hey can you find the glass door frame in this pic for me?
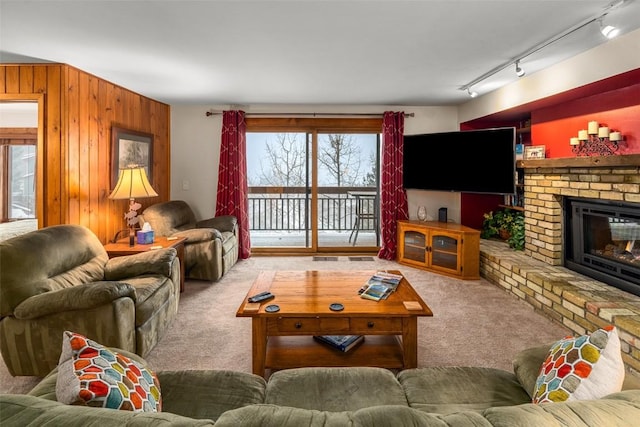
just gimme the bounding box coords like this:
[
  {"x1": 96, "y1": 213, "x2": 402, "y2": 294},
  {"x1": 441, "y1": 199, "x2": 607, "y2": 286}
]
[
  {"x1": 0, "y1": 94, "x2": 44, "y2": 229},
  {"x1": 246, "y1": 117, "x2": 382, "y2": 255}
]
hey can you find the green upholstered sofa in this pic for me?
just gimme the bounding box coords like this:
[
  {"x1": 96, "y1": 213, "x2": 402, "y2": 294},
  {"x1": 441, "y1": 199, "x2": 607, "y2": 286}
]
[
  {"x1": 1, "y1": 345, "x2": 639, "y2": 426},
  {"x1": 0, "y1": 224, "x2": 180, "y2": 377},
  {"x1": 141, "y1": 200, "x2": 238, "y2": 281}
]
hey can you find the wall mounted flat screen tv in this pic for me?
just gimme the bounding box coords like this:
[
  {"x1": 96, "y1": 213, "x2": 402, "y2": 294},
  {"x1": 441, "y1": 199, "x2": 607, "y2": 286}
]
[{"x1": 403, "y1": 127, "x2": 515, "y2": 194}]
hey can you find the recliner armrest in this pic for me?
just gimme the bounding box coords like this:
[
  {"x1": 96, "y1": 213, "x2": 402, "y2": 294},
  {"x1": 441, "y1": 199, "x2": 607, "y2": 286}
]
[
  {"x1": 13, "y1": 281, "x2": 136, "y2": 320},
  {"x1": 196, "y1": 215, "x2": 237, "y2": 233},
  {"x1": 173, "y1": 228, "x2": 222, "y2": 242},
  {"x1": 104, "y1": 248, "x2": 177, "y2": 280}
]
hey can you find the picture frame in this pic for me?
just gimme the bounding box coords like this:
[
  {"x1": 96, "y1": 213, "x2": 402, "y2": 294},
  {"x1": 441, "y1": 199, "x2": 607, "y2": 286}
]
[
  {"x1": 524, "y1": 145, "x2": 546, "y2": 160},
  {"x1": 111, "y1": 126, "x2": 154, "y2": 188}
]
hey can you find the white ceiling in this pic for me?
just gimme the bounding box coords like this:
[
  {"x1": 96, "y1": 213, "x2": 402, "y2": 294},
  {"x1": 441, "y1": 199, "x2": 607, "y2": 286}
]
[{"x1": 1, "y1": 0, "x2": 639, "y2": 107}]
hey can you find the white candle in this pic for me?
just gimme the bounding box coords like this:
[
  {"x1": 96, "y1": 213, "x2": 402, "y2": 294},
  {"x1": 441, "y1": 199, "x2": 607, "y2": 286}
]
[
  {"x1": 570, "y1": 137, "x2": 580, "y2": 145},
  {"x1": 598, "y1": 127, "x2": 610, "y2": 138},
  {"x1": 610, "y1": 131, "x2": 621, "y2": 141},
  {"x1": 588, "y1": 121, "x2": 599, "y2": 134},
  {"x1": 578, "y1": 130, "x2": 588, "y2": 140}
]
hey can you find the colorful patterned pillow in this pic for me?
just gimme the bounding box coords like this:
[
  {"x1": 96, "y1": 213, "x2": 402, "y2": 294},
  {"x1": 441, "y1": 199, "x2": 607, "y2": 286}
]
[
  {"x1": 56, "y1": 331, "x2": 161, "y2": 412},
  {"x1": 532, "y1": 325, "x2": 624, "y2": 404}
]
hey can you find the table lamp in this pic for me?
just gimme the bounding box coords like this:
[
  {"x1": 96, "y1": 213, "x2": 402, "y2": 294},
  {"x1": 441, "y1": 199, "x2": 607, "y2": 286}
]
[{"x1": 109, "y1": 165, "x2": 158, "y2": 246}]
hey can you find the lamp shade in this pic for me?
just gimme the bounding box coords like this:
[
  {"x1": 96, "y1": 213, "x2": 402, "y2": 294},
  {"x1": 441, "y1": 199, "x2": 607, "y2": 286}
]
[{"x1": 109, "y1": 166, "x2": 158, "y2": 200}]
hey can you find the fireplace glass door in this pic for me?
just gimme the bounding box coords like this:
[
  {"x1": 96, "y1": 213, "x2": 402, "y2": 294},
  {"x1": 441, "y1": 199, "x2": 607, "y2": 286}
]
[{"x1": 565, "y1": 198, "x2": 640, "y2": 296}]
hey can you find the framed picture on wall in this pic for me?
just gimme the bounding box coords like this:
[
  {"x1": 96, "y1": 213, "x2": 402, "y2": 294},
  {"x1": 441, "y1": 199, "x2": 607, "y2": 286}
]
[
  {"x1": 524, "y1": 145, "x2": 546, "y2": 159},
  {"x1": 111, "y1": 126, "x2": 154, "y2": 188}
]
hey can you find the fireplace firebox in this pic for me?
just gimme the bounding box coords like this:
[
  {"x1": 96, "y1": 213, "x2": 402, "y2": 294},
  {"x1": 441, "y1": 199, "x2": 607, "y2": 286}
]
[{"x1": 564, "y1": 197, "x2": 640, "y2": 296}]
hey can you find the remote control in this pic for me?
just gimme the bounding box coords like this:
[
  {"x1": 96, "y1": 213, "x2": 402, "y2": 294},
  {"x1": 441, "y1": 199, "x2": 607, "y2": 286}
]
[{"x1": 248, "y1": 292, "x2": 274, "y2": 303}]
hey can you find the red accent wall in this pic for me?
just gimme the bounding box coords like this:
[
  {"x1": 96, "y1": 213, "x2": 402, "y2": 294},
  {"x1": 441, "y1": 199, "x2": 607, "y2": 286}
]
[
  {"x1": 532, "y1": 84, "x2": 640, "y2": 158},
  {"x1": 460, "y1": 69, "x2": 640, "y2": 229}
]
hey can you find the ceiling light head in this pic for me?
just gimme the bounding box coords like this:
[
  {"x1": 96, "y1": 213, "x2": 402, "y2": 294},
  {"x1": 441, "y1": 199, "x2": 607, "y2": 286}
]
[
  {"x1": 601, "y1": 24, "x2": 620, "y2": 39},
  {"x1": 467, "y1": 88, "x2": 478, "y2": 98},
  {"x1": 515, "y1": 61, "x2": 525, "y2": 77}
]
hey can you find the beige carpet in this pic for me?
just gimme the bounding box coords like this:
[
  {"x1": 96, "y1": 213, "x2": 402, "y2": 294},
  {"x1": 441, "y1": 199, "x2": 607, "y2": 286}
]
[{"x1": 0, "y1": 255, "x2": 572, "y2": 394}]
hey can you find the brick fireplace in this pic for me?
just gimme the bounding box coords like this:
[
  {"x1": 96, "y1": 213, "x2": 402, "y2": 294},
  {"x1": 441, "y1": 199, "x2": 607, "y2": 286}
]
[
  {"x1": 520, "y1": 155, "x2": 640, "y2": 268},
  {"x1": 479, "y1": 154, "x2": 640, "y2": 375}
]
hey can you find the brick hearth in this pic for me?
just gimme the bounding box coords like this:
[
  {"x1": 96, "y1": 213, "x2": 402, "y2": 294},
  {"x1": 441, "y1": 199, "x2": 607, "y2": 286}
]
[{"x1": 480, "y1": 154, "x2": 640, "y2": 376}]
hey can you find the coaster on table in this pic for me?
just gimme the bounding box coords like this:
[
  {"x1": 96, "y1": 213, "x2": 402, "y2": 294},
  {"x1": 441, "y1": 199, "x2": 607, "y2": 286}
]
[
  {"x1": 403, "y1": 301, "x2": 422, "y2": 310},
  {"x1": 329, "y1": 303, "x2": 344, "y2": 311},
  {"x1": 265, "y1": 304, "x2": 280, "y2": 313},
  {"x1": 244, "y1": 302, "x2": 261, "y2": 313}
]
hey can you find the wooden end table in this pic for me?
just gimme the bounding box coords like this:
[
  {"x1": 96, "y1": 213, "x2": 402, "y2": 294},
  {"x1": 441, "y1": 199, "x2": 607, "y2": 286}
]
[
  {"x1": 236, "y1": 270, "x2": 433, "y2": 377},
  {"x1": 104, "y1": 236, "x2": 187, "y2": 292}
]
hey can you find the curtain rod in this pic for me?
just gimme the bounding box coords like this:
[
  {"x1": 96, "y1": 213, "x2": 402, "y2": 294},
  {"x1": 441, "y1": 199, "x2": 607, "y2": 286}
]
[{"x1": 205, "y1": 111, "x2": 414, "y2": 118}]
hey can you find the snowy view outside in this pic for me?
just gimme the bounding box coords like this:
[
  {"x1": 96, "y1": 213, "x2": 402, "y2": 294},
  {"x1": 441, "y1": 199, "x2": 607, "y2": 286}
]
[
  {"x1": 246, "y1": 132, "x2": 378, "y2": 186},
  {"x1": 246, "y1": 132, "x2": 380, "y2": 247},
  {"x1": 7, "y1": 145, "x2": 36, "y2": 219}
]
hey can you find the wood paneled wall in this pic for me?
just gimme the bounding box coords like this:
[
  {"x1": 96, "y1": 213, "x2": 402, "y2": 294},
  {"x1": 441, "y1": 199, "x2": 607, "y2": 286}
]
[{"x1": 0, "y1": 64, "x2": 170, "y2": 243}]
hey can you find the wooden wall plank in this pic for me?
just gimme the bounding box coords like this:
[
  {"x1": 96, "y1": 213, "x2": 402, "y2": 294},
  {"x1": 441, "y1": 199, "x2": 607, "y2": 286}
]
[
  {"x1": 19, "y1": 66, "x2": 34, "y2": 93},
  {"x1": 33, "y1": 66, "x2": 47, "y2": 94},
  {"x1": 66, "y1": 67, "x2": 80, "y2": 225},
  {"x1": 78, "y1": 71, "x2": 91, "y2": 228},
  {"x1": 46, "y1": 65, "x2": 63, "y2": 226},
  {"x1": 88, "y1": 75, "x2": 102, "y2": 238},
  {"x1": 4, "y1": 67, "x2": 20, "y2": 93},
  {"x1": 0, "y1": 67, "x2": 6, "y2": 93}
]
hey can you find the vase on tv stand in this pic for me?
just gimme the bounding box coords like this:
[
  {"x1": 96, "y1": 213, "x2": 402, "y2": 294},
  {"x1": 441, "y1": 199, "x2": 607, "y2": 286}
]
[{"x1": 417, "y1": 206, "x2": 427, "y2": 222}]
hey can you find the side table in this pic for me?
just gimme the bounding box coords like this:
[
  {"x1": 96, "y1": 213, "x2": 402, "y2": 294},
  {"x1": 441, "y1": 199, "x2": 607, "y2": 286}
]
[{"x1": 104, "y1": 236, "x2": 187, "y2": 292}]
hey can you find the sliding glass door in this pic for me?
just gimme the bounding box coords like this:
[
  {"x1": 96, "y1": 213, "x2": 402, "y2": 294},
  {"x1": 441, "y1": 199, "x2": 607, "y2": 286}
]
[
  {"x1": 246, "y1": 132, "x2": 312, "y2": 248},
  {"x1": 316, "y1": 133, "x2": 379, "y2": 248},
  {"x1": 245, "y1": 118, "x2": 381, "y2": 253}
]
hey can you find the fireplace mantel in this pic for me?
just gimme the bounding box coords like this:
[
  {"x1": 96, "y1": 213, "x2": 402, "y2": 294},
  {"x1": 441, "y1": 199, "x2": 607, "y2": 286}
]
[{"x1": 518, "y1": 154, "x2": 640, "y2": 169}]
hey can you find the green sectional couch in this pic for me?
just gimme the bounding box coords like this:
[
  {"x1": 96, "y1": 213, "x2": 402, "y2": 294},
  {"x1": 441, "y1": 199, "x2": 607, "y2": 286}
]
[{"x1": 1, "y1": 345, "x2": 639, "y2": 426}]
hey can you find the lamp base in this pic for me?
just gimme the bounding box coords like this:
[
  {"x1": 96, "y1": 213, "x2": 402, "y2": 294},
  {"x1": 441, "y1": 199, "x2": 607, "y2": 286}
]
[{"x1": 129, "y1": 227, "x2": 135, "y2": 247}]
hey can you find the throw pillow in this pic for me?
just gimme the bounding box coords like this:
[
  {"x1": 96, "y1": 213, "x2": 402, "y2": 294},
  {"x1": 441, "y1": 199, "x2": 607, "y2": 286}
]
[
  {"x1": 532, "y1": 325, "x2": 624, "y2": 404},
  {"x1": 56, "y1": 331, "x2": 161, "y2": 412}
]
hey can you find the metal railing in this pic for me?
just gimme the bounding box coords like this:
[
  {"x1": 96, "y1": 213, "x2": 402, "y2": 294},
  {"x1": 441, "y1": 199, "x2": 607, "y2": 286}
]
[{"x1": 248, "y1": 186, "x2": 377, "y2": 232}]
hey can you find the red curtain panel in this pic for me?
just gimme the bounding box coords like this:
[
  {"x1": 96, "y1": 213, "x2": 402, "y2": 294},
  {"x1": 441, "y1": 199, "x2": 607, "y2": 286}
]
[
  {"x1": 377, "y1": 111, "x2": 408, "y2": 260},
  {"x1": 216, "y1": 110, "x2": 251, "y2": 259}
]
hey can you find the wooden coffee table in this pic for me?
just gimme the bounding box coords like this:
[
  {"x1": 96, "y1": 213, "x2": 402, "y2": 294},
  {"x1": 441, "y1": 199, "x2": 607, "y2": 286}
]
[{"x1": 236, "y1": 270, "x2": 433, "y2": 377}]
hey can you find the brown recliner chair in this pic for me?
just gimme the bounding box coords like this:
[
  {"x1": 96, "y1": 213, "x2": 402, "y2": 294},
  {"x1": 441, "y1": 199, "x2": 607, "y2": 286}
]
[
  {"x1": 0, "y1": 224, "x2": 181, "y2": 376},
  {"x1": 141, "y1": 200, "x2": 239, "y2": 282}
]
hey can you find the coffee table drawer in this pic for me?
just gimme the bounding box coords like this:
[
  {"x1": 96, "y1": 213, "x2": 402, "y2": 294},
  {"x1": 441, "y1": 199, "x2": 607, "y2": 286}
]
[
  {"x1": 269, "y1": 317, "x2": 350, "y2": 333},
  {"x1": 351, "y1": 317, "x2": 402, "y2": 333}
]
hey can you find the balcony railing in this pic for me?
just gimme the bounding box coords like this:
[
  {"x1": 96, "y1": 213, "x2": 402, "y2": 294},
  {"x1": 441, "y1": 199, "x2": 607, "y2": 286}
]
[{"x1": 248, "y1": 186, "x2": 377, "y2": 233}]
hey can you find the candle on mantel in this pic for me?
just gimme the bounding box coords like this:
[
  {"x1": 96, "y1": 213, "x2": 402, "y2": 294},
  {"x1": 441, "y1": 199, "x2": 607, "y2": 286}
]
[
  {"x1": 610, "y1": 131, "x2": 622, "y2": 141},
  {"x1": 578, "y1": 130, "x2": 589, "y2": 140},
  {"x1": 598, "y1": 127, "x2": 610, "y2": 138},
  {"x1": 588, "y1": 121, "x2": 599, "y2": 134},
  {"x1": 570, "y1": 137, "x2": 580, "y2": 146}
]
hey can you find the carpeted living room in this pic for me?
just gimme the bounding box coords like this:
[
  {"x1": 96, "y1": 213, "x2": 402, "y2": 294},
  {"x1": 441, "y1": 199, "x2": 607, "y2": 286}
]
[
  {"x1": 0, "y1": 254, "x2": 574, "y2": 395},
  {"x1": 3, "y1": 253, "x2": 640, "y2": 421},
  {"x1": 2, "y1": 1, "x2": 640, "y2": 425}
]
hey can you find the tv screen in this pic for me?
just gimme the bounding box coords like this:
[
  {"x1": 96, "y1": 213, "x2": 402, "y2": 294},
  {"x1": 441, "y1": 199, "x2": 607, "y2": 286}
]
[{"x1": 403, "y1": 127, "x2": 515, "y2": 194}]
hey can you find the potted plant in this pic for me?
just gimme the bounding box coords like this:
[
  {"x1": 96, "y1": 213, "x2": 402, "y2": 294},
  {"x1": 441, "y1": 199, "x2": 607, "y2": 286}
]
[
  {"x1": 506, "y1": 213, "x2": 525, "y2": 251},
  {"x1": 481, "y1": 209, "x2": 525, "y2": 251}
]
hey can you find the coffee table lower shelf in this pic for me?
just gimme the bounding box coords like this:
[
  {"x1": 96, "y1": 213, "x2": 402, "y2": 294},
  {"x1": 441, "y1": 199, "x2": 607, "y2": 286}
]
[{"x1": 265, "y1": 335, "x2": 405, "y2": 370}]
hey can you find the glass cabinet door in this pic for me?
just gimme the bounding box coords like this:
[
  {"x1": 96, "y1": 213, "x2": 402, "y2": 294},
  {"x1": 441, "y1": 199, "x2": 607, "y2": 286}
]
[
  {"x1": 429, "y1": 233, "x2": 460, "y2": 272},
  {"x1": 403, "y1": 230, "x2": 426, "y2": 263}
]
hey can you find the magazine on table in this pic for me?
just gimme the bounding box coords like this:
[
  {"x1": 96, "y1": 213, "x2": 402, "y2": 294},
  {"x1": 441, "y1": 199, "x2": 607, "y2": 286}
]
[
  {"x1": 359, "y1": 271, "x2": 403, "y2": 301},
  {"x1": 313, "y1": 335, "x2": 365, "y2": 352}
]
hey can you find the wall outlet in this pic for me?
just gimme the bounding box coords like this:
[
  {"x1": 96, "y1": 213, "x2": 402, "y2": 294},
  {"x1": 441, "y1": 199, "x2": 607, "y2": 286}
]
[{"x1": 182, "y1": 179, "x2": 190, "y2": 190}]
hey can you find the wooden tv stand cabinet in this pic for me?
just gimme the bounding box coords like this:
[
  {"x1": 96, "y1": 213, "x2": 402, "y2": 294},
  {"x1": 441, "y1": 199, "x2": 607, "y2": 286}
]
[{"x1": 397, "y1": 220, "x2": 480, "y2": 280}]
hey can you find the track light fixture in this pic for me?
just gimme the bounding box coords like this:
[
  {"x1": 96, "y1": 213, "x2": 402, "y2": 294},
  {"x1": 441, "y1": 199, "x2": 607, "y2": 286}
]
[
  {"x1": 459, "y1": 0, "x2": 632, "y2": 96},
  {"x1": 467, "y1": 88, "x2": 478, "y2": 98},
  {"x1": 600, "y1": 18, "x2": 620, "y2": 38}
]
